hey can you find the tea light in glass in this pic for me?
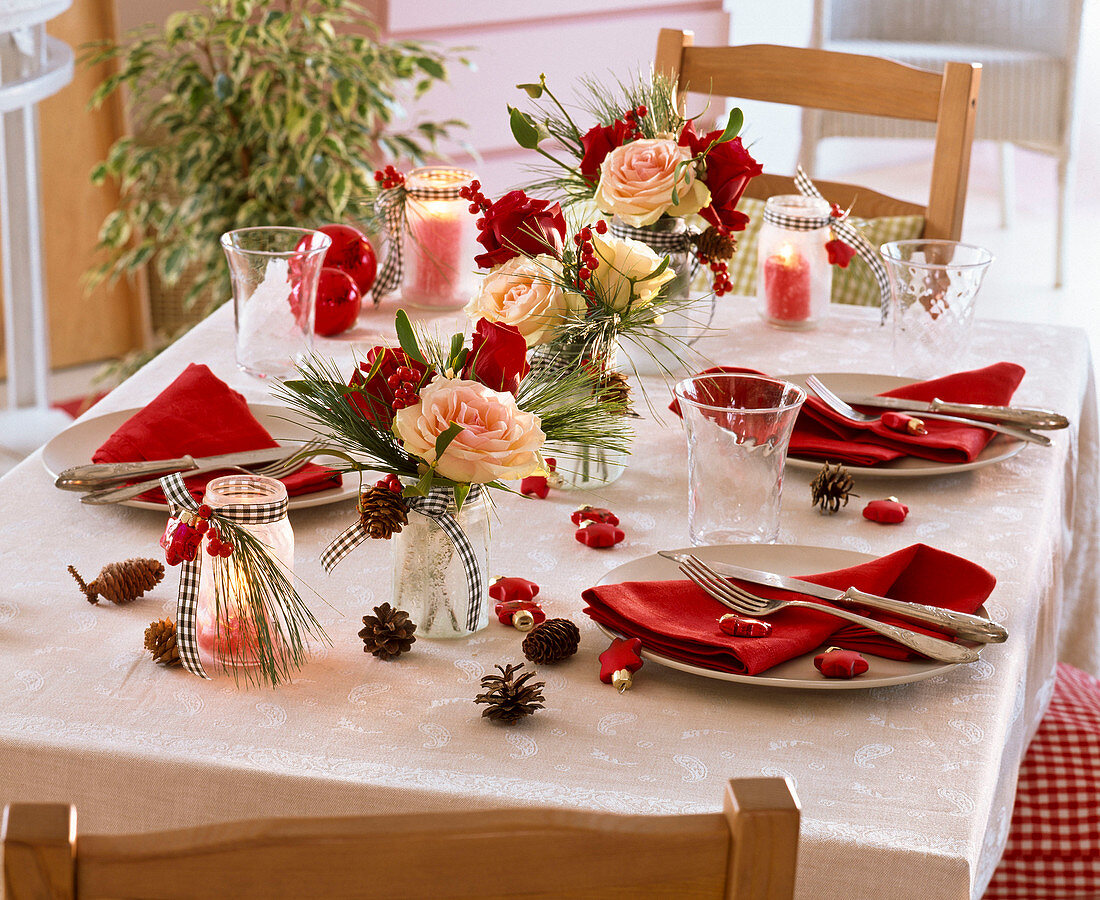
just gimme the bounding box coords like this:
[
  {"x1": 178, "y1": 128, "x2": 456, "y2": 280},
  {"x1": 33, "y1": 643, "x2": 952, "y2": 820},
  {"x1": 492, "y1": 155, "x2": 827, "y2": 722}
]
[{"x1": 757, "y1": 195, "x2": 832, "y2": 329}]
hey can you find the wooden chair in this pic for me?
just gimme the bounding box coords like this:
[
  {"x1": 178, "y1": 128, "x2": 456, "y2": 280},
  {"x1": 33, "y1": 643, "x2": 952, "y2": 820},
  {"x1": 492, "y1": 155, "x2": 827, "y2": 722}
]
[
  {"x1": 2, "y1": 777, "x2": 800, "y2": 899},
  {"x1": 655, "y1": 29, "x2": 981, "y2": 241}
]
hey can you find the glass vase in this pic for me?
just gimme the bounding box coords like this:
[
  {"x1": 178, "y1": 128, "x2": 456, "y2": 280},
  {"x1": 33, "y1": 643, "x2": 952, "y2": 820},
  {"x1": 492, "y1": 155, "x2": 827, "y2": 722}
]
[
  {"x1": 195, "y1": 475, "x2": 294, "y2": 670},
  {"x1": 392, "y1": 493, "x2": 490, "y2": 639}
]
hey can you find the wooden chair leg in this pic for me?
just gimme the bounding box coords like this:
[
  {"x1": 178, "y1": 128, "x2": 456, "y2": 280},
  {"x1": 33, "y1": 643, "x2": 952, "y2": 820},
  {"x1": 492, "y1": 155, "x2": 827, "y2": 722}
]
[
  {"x1": 2, "y1": 804, "x2": 76, "y2": 900},
  {"x1": 723, "y1": 778, "x2": 800, "y2": 900}
]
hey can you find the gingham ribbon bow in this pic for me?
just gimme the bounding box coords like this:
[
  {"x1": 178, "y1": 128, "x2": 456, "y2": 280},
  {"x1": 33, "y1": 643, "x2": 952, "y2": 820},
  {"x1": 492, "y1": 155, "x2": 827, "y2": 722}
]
[
  {"x1": 160, "y1": 472, "x2": 289, "y2": 679},
  {"x1": 370, "y1": 173, "x2": 473, "y2": 304},
  {"x1": 608, "y1": 219, "x2": 700, "y2": 281},
  {"x1": 320, "y1": 484, "x2": 486, "y2": 632},
  {"x1": 771, "y1": 167, "x2": 892, "y2": 322}
]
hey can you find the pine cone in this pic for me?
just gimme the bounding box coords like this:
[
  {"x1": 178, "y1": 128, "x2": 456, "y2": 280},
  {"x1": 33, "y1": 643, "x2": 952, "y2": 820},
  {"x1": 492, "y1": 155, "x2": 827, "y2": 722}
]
[
  {"x1": 69, "y1": 558, "x2": 165, "y2": 605},
  {"x1": 696, "y1": 225, "x2": 736, "y2": 261},
  {"x1": 474, "y1": 663, "x2": 545, "y2": 725},
  {"x1": 810, "y1": 462, "x2": 858, "y2": 514},
  {"x1": 358, "y1": 487, "x2": 409, "y2": 539},
  {"x1": 144, "y1": 618, "x2": 181, "y2": 667},
  {"x1": 601, "y1": 371, "x2": 633, "y2": 413},
  {"x1": 359, "y1": 602, "x2": 417, "y2": 660},
  {"x1": 522, "y1": 618, "x2": 581, "y2": 664}
]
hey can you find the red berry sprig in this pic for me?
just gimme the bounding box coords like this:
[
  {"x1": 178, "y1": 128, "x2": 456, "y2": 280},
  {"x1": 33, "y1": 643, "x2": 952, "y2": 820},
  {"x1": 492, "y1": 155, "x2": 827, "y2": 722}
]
[
  {"x1": 459, "y1": 180, "x2": 493, "y2": 217},
  {"x1": 204, "y1": 524, "x2": 235, "y2": 559},
  {"x1": 622, "y1": 104, "x2": 648, "y2": 140},
  {"x1": 696, "y1": 250, "x2": 734, "y2": 297},
  {"x1": 376, "y1": 473, "x2": 403, "y2": 493},
  {"x1": 572, "y1": 222, "x2": 608, "y2": 297},
  {"x1": 386, "y1": 364, "x2": 426, "y2": 411},
  {"x1": 373, "y1": 165, "x2": 405, "y2": 190}
]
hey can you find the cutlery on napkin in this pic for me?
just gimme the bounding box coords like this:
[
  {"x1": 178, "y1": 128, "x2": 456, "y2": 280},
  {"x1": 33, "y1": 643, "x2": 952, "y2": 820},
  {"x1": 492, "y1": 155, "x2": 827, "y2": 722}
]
[
  {"x1": 88, "y1": 363, "x2": 341, "y2": 503},
  {"x1": 582, "y1": 543, "x2": 997, "y2": 676}
]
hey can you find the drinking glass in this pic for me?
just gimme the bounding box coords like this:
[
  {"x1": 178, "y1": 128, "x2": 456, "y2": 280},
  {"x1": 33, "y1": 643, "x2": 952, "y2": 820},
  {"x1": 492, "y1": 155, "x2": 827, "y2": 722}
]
[
  {"x1": 881, "y1": 240, "x2": 994, "y2": 379},
  {"x1": 221, "y1": 227, "x2": 331, "y2": 378},
  {"x1": 673, "y1": 374, "x2": 806, "y2": 545}
]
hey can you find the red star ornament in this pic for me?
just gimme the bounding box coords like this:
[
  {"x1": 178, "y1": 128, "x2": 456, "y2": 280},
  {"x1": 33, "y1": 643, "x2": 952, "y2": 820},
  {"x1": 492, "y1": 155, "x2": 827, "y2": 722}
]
[
  {"x1": 575, "y1": 522, "x2": 625, "y2": 548},
  {"x1": 814, "y1": 647, "x2": 869, "y2": 678},
  {"x1": 863, "y1": 498, "x2": 909, "y2": 524},
  {"x1": 599, "y1": 637, "x2": 644, "y2": 692},
  {"x1": 489, "y1": 576, "x2": 540, "y2": 603},
  {"x1": 570, "y1": 505, "x2": 620, "y2": 526},
  {"x1": 494, "y1": 600, "x2": 545, "y2": 632}
]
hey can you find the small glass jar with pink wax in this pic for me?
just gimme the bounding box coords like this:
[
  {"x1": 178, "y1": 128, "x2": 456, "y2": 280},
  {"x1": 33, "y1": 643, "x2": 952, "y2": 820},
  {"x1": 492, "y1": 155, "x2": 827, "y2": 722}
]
[{"x1": 756, "y1": 195, "x2": 833, "y2": 330}]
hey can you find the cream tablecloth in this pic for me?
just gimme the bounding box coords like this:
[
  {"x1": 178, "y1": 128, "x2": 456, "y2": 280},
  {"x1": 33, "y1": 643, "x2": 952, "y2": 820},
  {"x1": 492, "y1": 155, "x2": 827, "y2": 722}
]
[{"x1": 1, "y1": 302, "x2": 1096, "y2": 900}]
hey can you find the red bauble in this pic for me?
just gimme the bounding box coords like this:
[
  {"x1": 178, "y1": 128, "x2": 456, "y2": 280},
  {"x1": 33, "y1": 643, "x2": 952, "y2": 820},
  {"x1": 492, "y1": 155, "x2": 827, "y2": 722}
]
[
  {"x1": 863, "y1": 498, "x2": 909, "y2": 524},
  {"x1": 598, "y1": 637, "x2": 644, "y2": 689},
  {"x1": 814, "y1": 647, "x2": 869, "y2": 678},
  {"x1": 314, "y1": 224, "x2": 377, "y2": 295},
  {"x1": 489, "y1": 576, "x2": 540, "y2": 604},
  {"x1": 313, "y1": 267, "x2": 362, "y2": 336}
]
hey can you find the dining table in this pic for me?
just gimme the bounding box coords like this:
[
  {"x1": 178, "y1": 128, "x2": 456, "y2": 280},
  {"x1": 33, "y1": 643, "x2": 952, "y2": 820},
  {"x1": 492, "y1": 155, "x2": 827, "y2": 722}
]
[{"x1": 0, "y1": 299, "x2": 1096, "y2": 900}]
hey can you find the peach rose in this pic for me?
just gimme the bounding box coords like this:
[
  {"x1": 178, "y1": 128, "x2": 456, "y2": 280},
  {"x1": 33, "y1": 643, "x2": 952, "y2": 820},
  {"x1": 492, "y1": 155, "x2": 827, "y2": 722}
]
[
  {"x1": 394, "y1": 376, "x2": 545, "y2": 484},
  {"x1": 590, "y1": 233, "x2": 676, "y2": 311},
  {"x1": 594, "y1": 138, "x2": 710, "y2": 227},
  {"x1": 465, "y1": 255, "x2": 582, "y2": 347}
]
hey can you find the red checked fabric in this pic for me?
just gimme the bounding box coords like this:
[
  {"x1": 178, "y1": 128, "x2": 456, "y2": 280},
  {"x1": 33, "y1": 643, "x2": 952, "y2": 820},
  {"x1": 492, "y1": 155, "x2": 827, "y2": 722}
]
[{"x1": 984, "y1": 664, "x2": 1100, "y2": 899}]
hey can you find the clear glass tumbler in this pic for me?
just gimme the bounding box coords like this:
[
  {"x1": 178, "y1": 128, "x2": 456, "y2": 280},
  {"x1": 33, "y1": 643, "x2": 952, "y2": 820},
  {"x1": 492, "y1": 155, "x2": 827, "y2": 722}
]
[
  {"x1": 673, "y1": 373, "x2": 806, "y2": 545},
  {"x1": 881, "y1": 240, "x2": 994, "y2": 379},
  {"x1": 221, "y1": 227, "x2": 331, "y2": 378}
]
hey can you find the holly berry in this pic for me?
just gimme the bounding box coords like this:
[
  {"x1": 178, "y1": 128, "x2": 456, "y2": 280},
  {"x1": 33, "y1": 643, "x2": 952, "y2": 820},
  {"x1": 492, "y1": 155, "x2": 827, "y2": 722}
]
[
  {"x1": 313, "y1": 224, "x2": 377, "y2": 296},
  {"x1": 373, "y1": 165, "x2": 405, "y2": 190},
  {"x1": 313, "y1": 267, "x2": 362, "y2": 336},
  {"x1": 376, "y1": 474, "x2": 403, "y2": 493}
]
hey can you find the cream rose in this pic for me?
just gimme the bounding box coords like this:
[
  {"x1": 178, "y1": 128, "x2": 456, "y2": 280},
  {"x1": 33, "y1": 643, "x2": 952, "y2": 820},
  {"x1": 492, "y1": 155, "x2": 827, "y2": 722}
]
[
  {"x1": 590, "y1": 233, "x2": 676, "y2": 311},
  {"x1": 465, "y1": 255, "x2": 582, "y2": 347},
  {"x1": 594, "y1": 138, "x2": 711, "y2": 227},
  {"x1": 394, "y1": 376, "x2": 545, "y2": 484}
]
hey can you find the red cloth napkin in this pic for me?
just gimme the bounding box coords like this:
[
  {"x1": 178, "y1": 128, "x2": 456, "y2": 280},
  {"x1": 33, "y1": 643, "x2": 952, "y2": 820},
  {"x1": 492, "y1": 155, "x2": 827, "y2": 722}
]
[
  {"x1": 582, "y1": 543, "x2": 996, "y2": 676},
  {"x1": 670, "y1": 363, "x2": 1026, "y2": 466},
  {"x1": 92, "y1": 363, "x2": 341, "y2": 502}
]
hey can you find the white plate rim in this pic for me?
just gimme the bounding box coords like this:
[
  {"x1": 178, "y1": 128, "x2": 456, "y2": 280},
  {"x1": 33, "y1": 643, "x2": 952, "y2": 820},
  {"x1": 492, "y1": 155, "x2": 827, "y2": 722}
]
[
  {"x1": 594, "y1": 542, "x2": 982, "y2": 690},
  {"x1": 781, "y1": 372, "x2": 1026, "y2": 478},
  {"x1": 41, "y1": 403, "x2": 357, "y2": 512}
]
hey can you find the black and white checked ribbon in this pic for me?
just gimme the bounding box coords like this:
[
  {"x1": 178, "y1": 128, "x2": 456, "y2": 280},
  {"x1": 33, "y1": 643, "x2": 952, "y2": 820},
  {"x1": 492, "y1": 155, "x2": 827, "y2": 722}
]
[
  {"x1": 370, "y1": 174, "x2": 473, "y2": 304},
  {"x1": 321, "y1": 484, "x2": 486, "y2": 633},
  {"x1": 608, "y1": 219, "x2": 700, "y2": 281},
  {"x1": 160, "y1": 472, "x2": 290, "y2": 679},
  {"x1": 770, "y1": 167, "x2": 892, "y2": 322}
]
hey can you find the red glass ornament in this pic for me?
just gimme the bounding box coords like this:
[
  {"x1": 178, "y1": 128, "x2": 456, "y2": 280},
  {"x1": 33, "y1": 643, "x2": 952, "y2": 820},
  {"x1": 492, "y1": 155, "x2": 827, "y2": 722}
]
[
  {"x1": 718, "y1": 614, "x2": 772, "y2": 638},
  {"x1": 313, "y1": 223, "x2": 377, "y2": 295},
  {"x1": 520, "y1": 474, "x2": 549, "y2": 499},
  {"x1": 313, "y1": 267, "x2": 362, "y2": 336},
  {"x1": 598, "y1": 637, "x2": 644, "y2": 692},
  {"x1": 881, "y1": 412, "x2": 927, "y2": 435},
  {"x1": 814, "y1": 647, "x2": 869, "y2": 678},
  {"x1": 489, "y1": 576, "x2": 540, "y2": 603},
  {"x1": 863, "y1": 498, "x2": 909, "y2": 524},
  {"x1": 494, "y1": 600, "x2": 546, "y2": 629},
  {"x1": 570, "y1": 505, "x2": 620, "y2": 526},
  {"x1": 160, "y1": 515, "x2": 205, "y2": 565},
  {"x1": 575, "y1": 522, "x2": 625, "y2": 548}
]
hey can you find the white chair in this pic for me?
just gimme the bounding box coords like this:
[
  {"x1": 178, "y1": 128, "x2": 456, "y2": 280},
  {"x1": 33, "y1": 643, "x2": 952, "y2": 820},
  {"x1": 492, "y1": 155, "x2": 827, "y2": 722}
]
[{"x1": 800, "y1": 0, "x2": 1086, "y2": 287}]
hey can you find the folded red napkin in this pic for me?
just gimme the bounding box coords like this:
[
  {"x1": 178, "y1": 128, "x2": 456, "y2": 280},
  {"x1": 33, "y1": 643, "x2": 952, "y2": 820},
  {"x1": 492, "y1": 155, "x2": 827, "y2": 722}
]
[
  {"x1": 670, "y1": 363, "x2": 1025, "y2": 466},
  {"x1": 582, "y1": 543, "x2": 996, "y2": 676},
  {"x1": 93, "y1": 363, "x2": 341, "y2": 502}
]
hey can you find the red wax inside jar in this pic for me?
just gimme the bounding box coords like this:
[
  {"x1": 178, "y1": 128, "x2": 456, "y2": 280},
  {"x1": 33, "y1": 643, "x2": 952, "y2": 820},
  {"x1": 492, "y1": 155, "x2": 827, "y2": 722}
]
[
  {"x1": 406, "y1": 205, "x2": 463, "y2": 305},
  {"x1": 764, "y1": 246, "x2": 812, "y2": 322}
]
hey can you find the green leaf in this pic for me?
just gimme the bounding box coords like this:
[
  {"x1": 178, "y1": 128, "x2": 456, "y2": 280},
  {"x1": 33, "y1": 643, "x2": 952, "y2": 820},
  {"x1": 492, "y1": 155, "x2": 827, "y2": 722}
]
[
  {"x1": 214, "y1": 73, "x2": 233, "y2": 102},
  {"x1": 416, "y1": 56, "x2": 445, "y2": 80},
  {"x1": 333, "y1": 79, "x2": 356, "y2": 117},
  {"x1": 508, "y1": 105, "x2": 542, "y2": 150},
  {"x1": 447, "y1": 332, "x2": 465, "y2": 369},
  {"x1": 716, "y1": 107, "x2": 744, "y2": 143},
  {"x1": 394, "y1": 309, "x2": 425, "y2": 364},
  {"x1": 637, "y1": 255, "x2": 670, "y2": 281},
  {"x1": 516, "y1": 75, "x2": 546, "y2": 99},
  {"x1": 408, "y1": 468, "x2": 434, "y2": 497},
  {"x1": 433, "y1": 421, "x2": 465, "y2": 461},
  {"x1": 453, "y1": 482, "x2": 471, "y2": 511}
]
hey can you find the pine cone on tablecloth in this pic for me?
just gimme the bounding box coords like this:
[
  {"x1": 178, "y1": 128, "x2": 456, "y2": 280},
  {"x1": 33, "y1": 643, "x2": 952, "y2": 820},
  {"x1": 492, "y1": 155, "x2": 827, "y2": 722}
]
[
  {"x1": 359, "y1": 603, "x2": 417, "y2": 660},
  {"x1": 474, "y1": 663, "x2": 545, "y2": 725},
  {"x1": 696, "y1": 225, "x2": 737, "y2": 261},
  {"x1": 810, "y1": 462, "x2": 858, "y2": 514},
  {"x1": 69, "y1": 558, "x2": 165, "y2": 605},
  {"x1": 522, "y1": 618, "x2": 581, "y2": 664},
  {"x1": 358, "y1": 486, "x2": 409, "y2": 540},
  {"x1": 144, "y1": 618, "x2": 181, "y2": 667}
]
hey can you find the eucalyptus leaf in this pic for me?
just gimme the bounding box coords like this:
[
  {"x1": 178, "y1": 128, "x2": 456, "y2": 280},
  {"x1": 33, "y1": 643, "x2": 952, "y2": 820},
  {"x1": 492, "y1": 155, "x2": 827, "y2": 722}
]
[
  {"x1": 716, "y1": 107, "x2": 744, "y2": 143},
  {"x1": 508, "y1": 105, "x2": 543, "y2": 150}
]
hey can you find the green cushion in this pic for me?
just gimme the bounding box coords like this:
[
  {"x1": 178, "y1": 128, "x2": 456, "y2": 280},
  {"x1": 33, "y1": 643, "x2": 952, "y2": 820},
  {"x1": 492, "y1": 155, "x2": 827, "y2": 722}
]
[{"x1": 723, "y1": 197, "x2": 924, "y2": 307}]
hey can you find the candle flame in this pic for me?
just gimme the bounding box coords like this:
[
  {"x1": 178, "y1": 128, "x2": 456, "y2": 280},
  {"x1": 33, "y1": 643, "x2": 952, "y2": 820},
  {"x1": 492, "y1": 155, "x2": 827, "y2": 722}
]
[{"x1": 777, "y1": 243, "x2": 796, "y2": 265}]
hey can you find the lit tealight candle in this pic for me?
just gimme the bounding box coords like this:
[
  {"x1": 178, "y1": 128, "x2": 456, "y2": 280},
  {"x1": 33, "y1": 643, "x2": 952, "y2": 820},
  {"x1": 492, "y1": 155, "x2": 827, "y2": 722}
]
[
  {"x1": 764, "y1": 242, "x2": 812, "y2": 323},
  {"x1": 402, "y1": 167, "x2": 476, "y2": 309}
]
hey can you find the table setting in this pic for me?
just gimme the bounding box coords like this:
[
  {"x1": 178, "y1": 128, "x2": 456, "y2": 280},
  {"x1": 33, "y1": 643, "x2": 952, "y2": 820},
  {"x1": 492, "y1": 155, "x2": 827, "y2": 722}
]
[{"x1": 2, "y1": 67, "x2": 1098, "y2": 900}]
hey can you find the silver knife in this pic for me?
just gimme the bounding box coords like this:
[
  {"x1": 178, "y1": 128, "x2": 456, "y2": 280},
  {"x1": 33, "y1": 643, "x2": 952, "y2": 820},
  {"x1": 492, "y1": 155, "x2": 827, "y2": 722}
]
[
  {"x1": 56, "y1": 447, "x2": 292, "y2": 491},
  {"x1": 657, "y1": 552, "x2": 1007, "y2": 643},
  {"x1": 841, "y1": 395, "x2": 1069, "y2": 430}
]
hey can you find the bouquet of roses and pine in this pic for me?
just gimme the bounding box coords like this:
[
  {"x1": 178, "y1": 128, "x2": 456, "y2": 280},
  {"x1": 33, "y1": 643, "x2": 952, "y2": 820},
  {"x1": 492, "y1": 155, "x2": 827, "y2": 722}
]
[{"x1": 507, "y1": 72, "x2": 763, "y2": 297}]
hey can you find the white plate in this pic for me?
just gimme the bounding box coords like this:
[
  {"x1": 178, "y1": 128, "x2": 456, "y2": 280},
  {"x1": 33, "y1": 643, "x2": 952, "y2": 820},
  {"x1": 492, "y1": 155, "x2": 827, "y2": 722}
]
[
  {"x1": 783, "y1": 372, "x2": 1026, "y2": 478},
  {"x1": 42, "y1": 403, "x2": 358, "y2": 512},
  {"x1": 595, "y1": 542, "x2": 984, "y2": 690}
]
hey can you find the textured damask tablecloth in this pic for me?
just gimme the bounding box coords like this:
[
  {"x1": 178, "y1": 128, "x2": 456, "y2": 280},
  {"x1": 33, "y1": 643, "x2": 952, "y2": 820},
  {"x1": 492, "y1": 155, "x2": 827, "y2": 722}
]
[{"x1": 0, "y1": 302, "x2": 1096, "y2": 900}]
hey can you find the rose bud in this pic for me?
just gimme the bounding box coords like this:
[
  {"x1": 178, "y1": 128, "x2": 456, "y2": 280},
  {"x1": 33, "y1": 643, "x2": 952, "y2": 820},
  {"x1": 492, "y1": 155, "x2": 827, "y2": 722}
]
[
  {"x1": 570, "y1": 505, "x2": 620, "y2": 526},
  {"x1": 863, "y1": 498, "x2": 909, "y2": 524},
  {"x1": 575, "y1": 522, "x2": 625, "y2": 548},
  {"x1": 814, "y1": 647, "x2": 869, "y2": 679}
]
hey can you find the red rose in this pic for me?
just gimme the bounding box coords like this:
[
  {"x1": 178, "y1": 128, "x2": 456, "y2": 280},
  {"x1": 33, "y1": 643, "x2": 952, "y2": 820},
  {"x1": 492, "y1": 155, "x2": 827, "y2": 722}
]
[
  {"x1": 346, "y1": 347, "x2": 426, "y2": 426},
  {"x1": 474, "y1": 190, "x2": 566, "y2": 269},
  {"x1": 579, "y1": 120, "x2": 630, "y2": 186},
  {"x1": 462, "y1": 319, "x2": 531, "y2": 395},
  {"x1": 680, "y1": 122, "x2": 763, "y2": 232}
]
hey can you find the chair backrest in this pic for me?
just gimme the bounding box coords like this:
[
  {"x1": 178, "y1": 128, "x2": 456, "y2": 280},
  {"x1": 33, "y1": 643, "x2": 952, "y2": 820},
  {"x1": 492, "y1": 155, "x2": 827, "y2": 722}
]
[
  {"x1": 655, "y1": 30, "x2": 981, "y2": 240},
  {"x1": 3, "y1": 777, "x2": 800, "y2": 900}
]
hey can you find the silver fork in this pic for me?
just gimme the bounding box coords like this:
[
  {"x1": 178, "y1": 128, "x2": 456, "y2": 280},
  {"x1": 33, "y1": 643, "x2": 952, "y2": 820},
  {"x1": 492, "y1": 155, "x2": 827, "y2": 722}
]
[
  {"x1": 805, "y1": 375, "x2": 1050, "y2": 447},
  {"x1": 80, "y1": 438, "x2": 326, "y2": 505},
  {"x1": 677, "y1": 554, "x2": 980, "y2": 664}
]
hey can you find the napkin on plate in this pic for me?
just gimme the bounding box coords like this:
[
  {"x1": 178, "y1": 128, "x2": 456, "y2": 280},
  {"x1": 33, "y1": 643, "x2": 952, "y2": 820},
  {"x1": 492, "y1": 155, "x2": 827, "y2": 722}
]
[
  {"x1": 92, "y1": 363, "x2": 342, "y2": 502},
  {"x1": 582, "y1": 543, "x2": 996, "y2": 676},
  {"x1": 670, "y1": 363, "x2": 1026, "y2": 466}
]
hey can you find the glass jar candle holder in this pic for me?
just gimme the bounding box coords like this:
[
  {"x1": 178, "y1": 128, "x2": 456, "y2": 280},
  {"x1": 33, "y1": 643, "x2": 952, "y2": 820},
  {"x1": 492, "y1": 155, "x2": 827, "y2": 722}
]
[
  {"x1": 195, "y1": 475, "x2": 294, "y2": 671},
  {"x1": 756, "y1": 195, "x2": 832, "y2": 329},
  {"x1": 401, "y1": 167, "x2": 480, "y2": 310}
]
